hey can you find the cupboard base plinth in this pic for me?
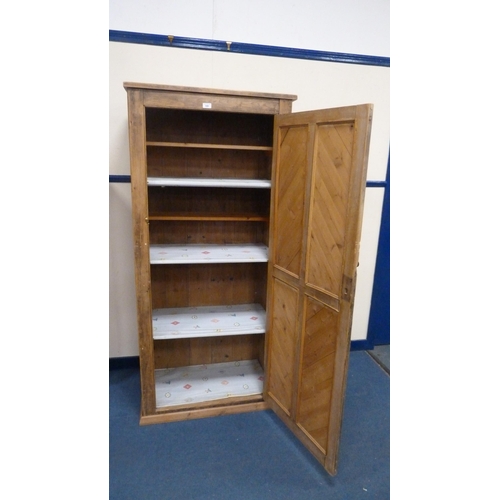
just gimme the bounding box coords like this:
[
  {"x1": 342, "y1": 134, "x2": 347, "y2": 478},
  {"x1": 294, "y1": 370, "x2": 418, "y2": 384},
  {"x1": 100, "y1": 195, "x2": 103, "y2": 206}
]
[{"x1": 139, "y1": 400, "x2": 269, "y2": 425}]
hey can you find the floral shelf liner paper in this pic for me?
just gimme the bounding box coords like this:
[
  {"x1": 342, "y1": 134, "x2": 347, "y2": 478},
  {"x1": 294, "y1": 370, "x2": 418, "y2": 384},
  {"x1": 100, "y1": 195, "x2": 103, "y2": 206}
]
[
  {"x1": 152, "y1": 303, "x2": 266, "y2": 339},
  {"x1": 155, "y1": 359, "x2": 264, "y2": 408}
]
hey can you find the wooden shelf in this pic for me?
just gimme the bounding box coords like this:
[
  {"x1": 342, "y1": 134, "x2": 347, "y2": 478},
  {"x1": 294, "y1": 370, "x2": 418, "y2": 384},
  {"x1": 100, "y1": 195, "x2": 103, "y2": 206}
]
[
  {"x1": 150, "y1": 244, "x2": 268, "y2": 264},
  {"x1": 146, "y1": 141, "x2": 273, "y2": 151},
  {"x1": 148, "y1": 213, "x2": 268, "y2": 221},
  {"x1": 152, "y1": 303, "x2": 266, "y2": 340},
  {"x1": 147, "y1": 177, "x2": 271, "y2": 188},
  {"x1": 155, "y1": 359, "x2": 264, "y2": 408}
]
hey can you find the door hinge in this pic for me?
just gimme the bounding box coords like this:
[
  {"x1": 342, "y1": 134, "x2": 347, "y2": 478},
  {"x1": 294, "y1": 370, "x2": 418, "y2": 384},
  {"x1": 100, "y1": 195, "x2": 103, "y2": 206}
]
[{"x1": 342, "y1": 275, "x2": 353, "y2": 302}]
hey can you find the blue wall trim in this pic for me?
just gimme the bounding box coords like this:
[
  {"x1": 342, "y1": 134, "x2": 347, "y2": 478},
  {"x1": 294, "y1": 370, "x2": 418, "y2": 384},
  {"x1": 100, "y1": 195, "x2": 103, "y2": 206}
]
[
  {"x1": 366, "y1": 154, "x2": 390, "y2": 345},
  {"x1": 109, "y1": 30, "x2": 390, "y2": 68},
  {"x1": 109, "y1": 174, "x2": 132, "y2": 183},
  {"x1": 366, "y1": 180, "x2": 386, "y2": 188},
  {"x1": 109, "y1": 175, "x2": 385, "y2": 186}
]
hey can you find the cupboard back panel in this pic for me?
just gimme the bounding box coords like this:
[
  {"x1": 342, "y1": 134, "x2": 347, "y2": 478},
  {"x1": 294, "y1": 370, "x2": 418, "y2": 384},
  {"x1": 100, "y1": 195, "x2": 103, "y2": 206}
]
[
  {"x1": 153, "y1": 334, "x2": 265, "y2": 369},
  {"x1": 150, "y1": 263, "x2": 268, "y2": 309},
  {"x1": 148, "y1": 187, "x2": 270, "y2": 218},
  {"x1": 147, "y1": 148, "x2": 272, "y2": 180},
  {"x1": 145, "y1": 108, "x2": 274, "y2": 146},
  {"x1": 148, "y1": 220, "x2": 268, "y2": 245}
]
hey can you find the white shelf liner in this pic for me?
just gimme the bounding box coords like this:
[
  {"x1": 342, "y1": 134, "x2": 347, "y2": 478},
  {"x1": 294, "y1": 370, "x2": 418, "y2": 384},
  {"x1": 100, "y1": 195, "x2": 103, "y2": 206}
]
[
  {"x1": 155, "y1": 359, "x2": 264, "y2": 408},
  {"x1": 147, "y1": 177, "x2": 271, "y2": 188},
  {"x1": 150, "y1": 244, "x2": 268, "y2": 264},
  {"x1": 152, "y1": 303, "x2": 266, "y2": 340}
]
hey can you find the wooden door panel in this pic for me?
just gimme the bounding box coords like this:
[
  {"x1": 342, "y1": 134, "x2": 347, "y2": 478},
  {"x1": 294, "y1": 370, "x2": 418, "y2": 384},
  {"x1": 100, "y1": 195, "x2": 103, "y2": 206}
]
[
  {"x1": 306, "y1": 122, "x2": 355, "y2": 298},
  {"x1": 273, "y1": 125, "x2": 308, "y2": 277},
  {"x1": 267, "y1": 277, "x2": 300, "y2": 416},
  {"x1": 267, "y1": 104, "x2": 373, "y2": 475},
  {"x1": 296, "y1": 296, "x2": 338, "y2": 454}
]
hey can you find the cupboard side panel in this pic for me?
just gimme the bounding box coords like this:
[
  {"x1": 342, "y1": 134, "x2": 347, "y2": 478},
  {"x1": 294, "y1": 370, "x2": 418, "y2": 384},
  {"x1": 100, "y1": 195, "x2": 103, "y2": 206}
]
[{"x1": 127, "y1": 89, "x2": 157, "y2": 416}]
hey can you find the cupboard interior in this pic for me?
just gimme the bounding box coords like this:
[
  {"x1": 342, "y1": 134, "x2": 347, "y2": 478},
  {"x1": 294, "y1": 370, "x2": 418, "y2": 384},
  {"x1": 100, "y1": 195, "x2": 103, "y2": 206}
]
[
  {"x1": 150, "y1": 262, "x2": 267, "y2": 409},
  {"x1": 145, "y1": 108, "x2": 274, "y2": 147},
  {"x1": 150, "y1": 263, "x2": 268, "y2": 311},
  {"x1": 145, "y1": 106, "x2": 275, "y2": 411},
  {"x1": 148, "y1": 186, "x2": 270, "y2": 221},
  {"x1": 149, "y1": 220, "x2": 268, "y2": 245},
  {"x1": 147, "y1": 147, "x2": 272, "y2": 180}
]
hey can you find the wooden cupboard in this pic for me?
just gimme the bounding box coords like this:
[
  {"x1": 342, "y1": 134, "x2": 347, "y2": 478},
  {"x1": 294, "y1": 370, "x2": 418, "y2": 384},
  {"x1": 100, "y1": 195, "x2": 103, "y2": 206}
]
[{"x1": 124, "y1": 82, "x2": 373, "y2": 475}]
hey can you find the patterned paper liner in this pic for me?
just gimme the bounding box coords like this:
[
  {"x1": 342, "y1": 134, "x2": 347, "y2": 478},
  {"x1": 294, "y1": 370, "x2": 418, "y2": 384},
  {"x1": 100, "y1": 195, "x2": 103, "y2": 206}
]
[
  {"x1": 155, "y1": 359, "x2": 264, "y2": 408},
  {"x1": 152, "y1": 303, "x2": 266, "y2": 339}
]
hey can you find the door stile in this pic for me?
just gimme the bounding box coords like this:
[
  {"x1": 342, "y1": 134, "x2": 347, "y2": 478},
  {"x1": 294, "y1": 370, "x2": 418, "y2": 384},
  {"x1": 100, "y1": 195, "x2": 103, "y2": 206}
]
[
  {"x1": 324, "y1": 271, "x2": 357, "y2": 474},
  {"x1": 323, "y1": 105, "x2": 373, "y2": 474},
  {"x1": 293, "y1": 122, "x2": 320, "y2": 424},
  {"x1": 339, "y1": 105, "x2": 373, "y2": 286},
  {"x1": 287, "y1": 288, "x2": 304, "y2": 423}
]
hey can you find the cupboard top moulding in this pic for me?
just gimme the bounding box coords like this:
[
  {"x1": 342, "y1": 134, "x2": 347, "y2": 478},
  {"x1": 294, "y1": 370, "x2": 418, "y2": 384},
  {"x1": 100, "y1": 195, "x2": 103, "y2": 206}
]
[{"x1": 123, "y1": 82, "x2": 297, "y2": 114}]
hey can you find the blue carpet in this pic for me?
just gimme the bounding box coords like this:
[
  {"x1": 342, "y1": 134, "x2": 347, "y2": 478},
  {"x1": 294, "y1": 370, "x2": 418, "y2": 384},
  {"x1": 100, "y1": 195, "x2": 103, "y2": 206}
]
[{"x1": 109, "y1": 351, "x2": 389, "y2": 499}]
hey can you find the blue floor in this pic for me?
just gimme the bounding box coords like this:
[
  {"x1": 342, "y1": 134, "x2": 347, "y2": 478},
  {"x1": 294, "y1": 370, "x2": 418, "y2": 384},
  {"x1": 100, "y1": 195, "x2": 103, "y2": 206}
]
[{"x1": 110, "y1": 351, "x2": 389, "y2": 499}]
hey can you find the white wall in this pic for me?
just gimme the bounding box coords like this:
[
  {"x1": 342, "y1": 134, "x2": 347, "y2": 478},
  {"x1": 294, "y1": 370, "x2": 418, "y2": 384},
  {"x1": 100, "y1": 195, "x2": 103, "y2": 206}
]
[
  {"x1": 109, "y1": 0, "x2": 390, "y2": 57},
  {"x1": 109, "y1": 1, "x2": 390, "y2": 357}
]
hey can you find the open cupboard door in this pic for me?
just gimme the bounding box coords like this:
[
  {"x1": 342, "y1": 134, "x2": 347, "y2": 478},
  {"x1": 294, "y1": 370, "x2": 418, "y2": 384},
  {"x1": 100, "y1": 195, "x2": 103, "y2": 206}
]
[{"x1": 265, "y1": 104, "x2": 373, "y2": 475}]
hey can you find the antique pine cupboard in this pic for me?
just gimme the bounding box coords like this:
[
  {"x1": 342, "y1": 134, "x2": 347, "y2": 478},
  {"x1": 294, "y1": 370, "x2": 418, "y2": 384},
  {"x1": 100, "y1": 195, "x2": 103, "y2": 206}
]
[{"x1": 124, "y1": 82, "x2": 373, "y2": 475}]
